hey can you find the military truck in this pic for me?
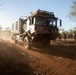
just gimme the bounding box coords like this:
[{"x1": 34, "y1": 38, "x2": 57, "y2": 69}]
[{"x1": 11, "y1": 9, "x2": 62, "y2": 49}]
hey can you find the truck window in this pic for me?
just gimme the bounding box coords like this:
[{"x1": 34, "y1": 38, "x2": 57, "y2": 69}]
[
  {"x1": 49, "y1": 19, "x2": 57, "y2": 27},
  {"x1": 35, "y1": 17, "x2": 45, "y2": 25},
  {"x1": 29, "y1": 17, "x2": 34, "y2": 25},
  {"x1": 32, "y1": 17, "x2": 34, "y2": 24}
]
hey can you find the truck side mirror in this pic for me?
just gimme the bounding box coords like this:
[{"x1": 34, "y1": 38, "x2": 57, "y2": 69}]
[{"x1": 60, "y1": 19, "x2": 62, "y2": 26}]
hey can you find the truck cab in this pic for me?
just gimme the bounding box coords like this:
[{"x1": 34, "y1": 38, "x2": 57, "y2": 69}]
[{"x1": 12, "y1": 9, "x2": 62, "y2": 49}]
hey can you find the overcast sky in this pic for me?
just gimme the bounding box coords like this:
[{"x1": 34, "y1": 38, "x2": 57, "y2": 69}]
[{"x1": 0, "y1": 0, "x2": 76, "y2": 30}]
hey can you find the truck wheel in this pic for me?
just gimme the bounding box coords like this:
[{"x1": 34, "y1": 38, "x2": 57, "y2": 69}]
[
  {"x1": 12, "y1": 35, "x2": 17, "y2": 43},
  {"x1": 24, "y1": 37, "x2": 31, "y2": 49}
]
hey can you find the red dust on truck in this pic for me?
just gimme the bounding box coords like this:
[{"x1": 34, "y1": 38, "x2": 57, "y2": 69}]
[{"x1": 11, "y1": 9, "x2": 62, "y2": 49}]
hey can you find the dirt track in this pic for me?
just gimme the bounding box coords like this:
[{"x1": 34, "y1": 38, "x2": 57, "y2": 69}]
[{"x1": 0, "y1": 38, "x2": 76, "y2": 75}]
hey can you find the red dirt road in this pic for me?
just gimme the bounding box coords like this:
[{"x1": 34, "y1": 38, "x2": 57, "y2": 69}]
[{"x1": 0, "y1": 39, "x2": 76, "y2": 75}]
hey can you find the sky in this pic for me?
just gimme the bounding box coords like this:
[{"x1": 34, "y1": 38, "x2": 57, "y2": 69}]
[{"x1": 0, "y1": 0, "x2": 76, "y2": 30}]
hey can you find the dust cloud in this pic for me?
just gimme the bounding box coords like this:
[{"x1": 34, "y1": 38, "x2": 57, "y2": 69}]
[{"x1": 0, "y1": 31, "x2": 12, "y2": 42}]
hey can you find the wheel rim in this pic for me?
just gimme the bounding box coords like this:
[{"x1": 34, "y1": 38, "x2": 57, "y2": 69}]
[{"x1": 24, "y1": 37, "x2": 29, "y2": 49}]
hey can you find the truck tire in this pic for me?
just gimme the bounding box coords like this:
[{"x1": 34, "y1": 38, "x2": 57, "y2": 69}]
[
  {"x1": 12, "y1": 34, "x2": 17, "y2": 43},
  {"x1": 24, "y1": 37, "x2": 31, "y2": 49}
]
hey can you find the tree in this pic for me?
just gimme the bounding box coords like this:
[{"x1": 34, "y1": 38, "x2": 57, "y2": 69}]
[
  {"x1": 73, "y1": 27, "x2": 76, "y2": 32},
  {"x1": 69, "y1": 2, "x2": 76, "y2": 20}
]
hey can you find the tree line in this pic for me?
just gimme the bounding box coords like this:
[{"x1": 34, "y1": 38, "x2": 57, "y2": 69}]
[{"x1": 59, "y1": 27, "x2": 76, "y2": 38}]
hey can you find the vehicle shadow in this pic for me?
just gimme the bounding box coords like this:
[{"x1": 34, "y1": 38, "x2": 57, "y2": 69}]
[
  {"x1": 0, "y1": 58, "x2": 33, "y2": 75},
  {"x1": 0, "y1": 41, "x2": 33, "y2": 75},
  {"x1": 31, "y1": 44, "x2": 76, "y2": 60}
]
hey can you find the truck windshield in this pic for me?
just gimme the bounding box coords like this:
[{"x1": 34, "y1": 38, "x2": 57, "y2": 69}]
[
  {"x1": 49, "y1": 19, "x2": 57, "y2": 27},
  {"x1": 35, "y1": 17, "x2": 45, "y2": 25},
  {"x1": 35, "y1": 17, "x2": 57, "y2": 27}
]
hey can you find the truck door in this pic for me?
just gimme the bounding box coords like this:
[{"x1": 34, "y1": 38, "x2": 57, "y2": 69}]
[{"x1": 29, "y1": 17, "x2": 35, "y2": 34}]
